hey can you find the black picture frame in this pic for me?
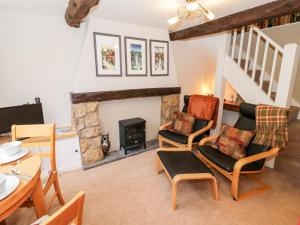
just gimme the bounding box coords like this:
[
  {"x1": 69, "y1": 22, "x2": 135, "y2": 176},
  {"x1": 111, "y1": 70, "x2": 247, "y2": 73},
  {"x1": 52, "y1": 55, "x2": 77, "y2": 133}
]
[
  {"x1": 93, "y1": 32, "x2": 122, "y2": 77},
  {"x1": 124, "y1": 37, "x2": 147, "y2": 77},
  {"x1": 150, "y1": 40, "x2": 169, "y2": 76}
]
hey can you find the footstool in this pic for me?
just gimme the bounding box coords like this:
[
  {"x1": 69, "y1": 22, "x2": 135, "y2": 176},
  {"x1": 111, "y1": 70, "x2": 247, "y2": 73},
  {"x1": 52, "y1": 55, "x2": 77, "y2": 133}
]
[{"x1": 156, "y1": 150, "x2": 218, "y2": 210}]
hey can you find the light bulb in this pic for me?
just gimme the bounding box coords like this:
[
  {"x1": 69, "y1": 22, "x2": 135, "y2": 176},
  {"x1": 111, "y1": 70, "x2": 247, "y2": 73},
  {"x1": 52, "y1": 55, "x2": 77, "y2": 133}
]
[
  {"x1": 167, "y1": 16, "x2": 179, "y2": 25},
  {"x1": 186, "y1": 2, "x2": 199, "y2": 11}
]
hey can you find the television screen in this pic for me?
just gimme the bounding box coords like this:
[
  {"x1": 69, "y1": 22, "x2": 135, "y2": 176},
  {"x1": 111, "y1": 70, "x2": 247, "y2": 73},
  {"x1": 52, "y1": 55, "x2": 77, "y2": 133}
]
[{"x1": 0, "y1": 103, "x2": 44, "y2": 134}]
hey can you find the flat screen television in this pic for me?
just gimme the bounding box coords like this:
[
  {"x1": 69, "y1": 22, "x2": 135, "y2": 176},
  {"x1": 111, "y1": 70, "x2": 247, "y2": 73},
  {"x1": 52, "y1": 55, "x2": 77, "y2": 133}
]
[{"x1": 0, "y1": 103, "x2": 44, "y2": 134}]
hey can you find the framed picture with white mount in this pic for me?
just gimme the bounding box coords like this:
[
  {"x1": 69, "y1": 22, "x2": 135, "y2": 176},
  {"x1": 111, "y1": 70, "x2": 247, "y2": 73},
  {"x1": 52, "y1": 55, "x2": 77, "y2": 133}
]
[
  {"x1": 125, "y1": 37, "x2": 147, "y2": 76},
  {"x1": 93, "y1": 32, "x2": 122, "y2": 77},
  {"x1": 150, "y1": 40, "x2": 169, "y2": 76}
]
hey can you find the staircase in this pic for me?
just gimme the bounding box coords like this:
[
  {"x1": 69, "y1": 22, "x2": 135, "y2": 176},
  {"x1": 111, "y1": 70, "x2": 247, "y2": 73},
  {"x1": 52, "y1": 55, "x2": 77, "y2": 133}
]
[
  {"x1": 223, "y1": 25, "x2": 300, "y2": 107},
  {"x1": 217, "y1": 25, "x2": 300, "y2": 170}
]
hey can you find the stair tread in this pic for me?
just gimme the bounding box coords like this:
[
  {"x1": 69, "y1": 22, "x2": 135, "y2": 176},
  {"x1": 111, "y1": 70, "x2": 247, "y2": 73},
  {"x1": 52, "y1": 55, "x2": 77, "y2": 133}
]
[
  {"x1": 271, "y1": 92, "x2": 276, "y2": 100},
  {"x1": 234, "y1": 58, "x2": 247, "y2": 69}
]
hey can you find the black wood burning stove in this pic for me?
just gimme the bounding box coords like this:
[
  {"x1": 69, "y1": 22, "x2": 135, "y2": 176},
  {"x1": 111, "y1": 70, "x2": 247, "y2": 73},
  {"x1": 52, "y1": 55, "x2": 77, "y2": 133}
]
[{"x1": 119, "y1": 117, "x2": 146, "y2": 155}]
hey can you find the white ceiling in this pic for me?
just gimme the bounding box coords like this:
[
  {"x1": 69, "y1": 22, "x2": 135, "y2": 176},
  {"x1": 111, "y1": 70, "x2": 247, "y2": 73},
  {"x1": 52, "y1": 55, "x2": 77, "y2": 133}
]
[{"x1": 0, "y1": 0, "x2": 276, "y2": 29}]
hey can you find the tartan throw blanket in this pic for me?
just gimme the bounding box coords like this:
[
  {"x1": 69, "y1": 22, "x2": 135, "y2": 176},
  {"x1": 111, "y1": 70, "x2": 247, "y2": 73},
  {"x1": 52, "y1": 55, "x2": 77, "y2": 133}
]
[
  {"x1": 187, "y1": 95, "x2": 219, "y2": 128},
  {"x1": 253, "y1": 104, "x2": 289, "y2": 148}
]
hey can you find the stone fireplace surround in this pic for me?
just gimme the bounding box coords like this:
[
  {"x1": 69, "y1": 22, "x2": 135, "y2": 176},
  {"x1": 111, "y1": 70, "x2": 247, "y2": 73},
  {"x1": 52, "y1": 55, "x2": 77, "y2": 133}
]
[{"x1": 71, "y1": 87, "x2": 180, "y2": 169}]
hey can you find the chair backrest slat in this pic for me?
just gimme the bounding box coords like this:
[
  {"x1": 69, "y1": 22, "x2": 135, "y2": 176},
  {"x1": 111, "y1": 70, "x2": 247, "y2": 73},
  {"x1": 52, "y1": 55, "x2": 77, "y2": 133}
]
[
  {"x1": 12, "y1": 124, "x2": 55, "y2": 139},
  {"x1": 11, "y1": 124, "x2": 56, "y2": 170},
  {"x1": 41, "y1": 191, "x2": 85, "y2": 225}
]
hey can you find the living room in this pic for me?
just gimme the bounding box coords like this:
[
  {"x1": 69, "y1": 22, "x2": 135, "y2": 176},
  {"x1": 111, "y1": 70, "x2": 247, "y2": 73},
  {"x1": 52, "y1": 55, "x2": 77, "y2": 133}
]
[{"x1": 0, "y1": 0, "x2": 299, "y2": 225}]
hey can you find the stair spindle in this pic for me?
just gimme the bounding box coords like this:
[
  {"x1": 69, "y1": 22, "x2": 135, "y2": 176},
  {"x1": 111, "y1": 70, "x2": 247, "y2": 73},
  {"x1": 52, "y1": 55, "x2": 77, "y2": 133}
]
[
  {"x1": 231, "y1": 29, "x2": 237, "y2": 59},
  {"x1": 260, "y1": 41, "x2": 269, "y2": 89},
  {"x1": 268, "y1": 49, "x2": 279, "y2": 97},
  {"x1": 252, "y1": 33, "x2": 261, "y2": 81},
  {"x1": 238, "y1": 27, "x2": 245, "y2": 66},
  {"x1": 244, "y1": 28, "x2": 253, "y2": 73}
]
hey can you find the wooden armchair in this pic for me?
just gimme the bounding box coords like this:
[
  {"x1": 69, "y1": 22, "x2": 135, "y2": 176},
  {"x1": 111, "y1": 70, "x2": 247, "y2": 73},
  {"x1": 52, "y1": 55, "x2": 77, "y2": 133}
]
[
  {"x1": 159, "y1": 95, "x2": 214, "y2": 151},
  {"x1": 195, "y1": 103, "x2": 280, "y2": 200}
]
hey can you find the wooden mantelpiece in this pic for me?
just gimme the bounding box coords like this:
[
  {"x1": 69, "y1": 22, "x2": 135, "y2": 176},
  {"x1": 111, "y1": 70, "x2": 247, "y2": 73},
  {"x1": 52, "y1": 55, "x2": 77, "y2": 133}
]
[
  {"x1": 70, "y1": 87, "x2": 181, "y2": 104},
  {"x1": 223, "y1": 101, "x2": 240, "y2": 112},
  {"x1": 169, "y1": 0, "x2": 300, "y2": 40}
]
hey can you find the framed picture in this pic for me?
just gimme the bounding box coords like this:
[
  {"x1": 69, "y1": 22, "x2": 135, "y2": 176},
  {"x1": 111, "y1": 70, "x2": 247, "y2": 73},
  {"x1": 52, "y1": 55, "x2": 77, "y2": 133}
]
[
  {"x1": 125, "y1": 37, "x2": 147, "y2": 76},
  {"x1": 93, "y1": 32, "x2": 122, "y2": 77},
  {"x1": 150, "y1": 40, "x2": 169, "y2": 76}
]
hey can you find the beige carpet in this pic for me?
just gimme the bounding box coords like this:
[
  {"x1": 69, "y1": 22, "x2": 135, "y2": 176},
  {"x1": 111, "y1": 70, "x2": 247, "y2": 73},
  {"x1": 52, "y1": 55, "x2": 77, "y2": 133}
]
[{"x1": 6, "y1": 150, "x2": 300, "y2": 225}]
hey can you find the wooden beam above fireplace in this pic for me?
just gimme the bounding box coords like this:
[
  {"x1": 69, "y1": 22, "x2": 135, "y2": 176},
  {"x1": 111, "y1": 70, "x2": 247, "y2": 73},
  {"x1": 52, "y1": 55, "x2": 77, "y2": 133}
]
[
  {"x1": 70, "y1": 87, "x2": 181, "y2": 104},
  {"x1": 169, "y1": 0, "x2": 300, "y2": 40}
]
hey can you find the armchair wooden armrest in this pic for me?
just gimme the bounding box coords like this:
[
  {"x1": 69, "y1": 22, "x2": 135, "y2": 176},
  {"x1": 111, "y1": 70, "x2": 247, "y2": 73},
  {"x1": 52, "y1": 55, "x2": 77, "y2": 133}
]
[
  {"x1": 233, "y1": 147, "x2": 280, "y2": 173},
  {"x1": 159, "y1": 122, "x2": 172, "y2": 131},
  {"x1": 231, "y1": 147, "x2": 280, "y2": 199},
  {"x1": 199, "y1": 134, "x2": 219, "y2": 146},
  {"x1": 187, "y1": 120, "x2": 214, "y2": 150}
]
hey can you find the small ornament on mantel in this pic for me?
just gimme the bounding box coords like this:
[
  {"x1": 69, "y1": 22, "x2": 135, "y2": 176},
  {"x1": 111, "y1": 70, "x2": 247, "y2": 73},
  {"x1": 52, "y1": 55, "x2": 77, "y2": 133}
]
[{"x1": 101, "y1": 133, "x2": 111, "y2": 155}]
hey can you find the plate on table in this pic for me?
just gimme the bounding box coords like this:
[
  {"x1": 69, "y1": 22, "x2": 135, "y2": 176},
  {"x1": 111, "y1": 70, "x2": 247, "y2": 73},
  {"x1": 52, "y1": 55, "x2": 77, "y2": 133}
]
[
  {"x1": 0, "y1": 175, "x2": 20, "y2": 200},
  {"x1": 0, "y1": 148, "x2": 29, "y2": 164}
]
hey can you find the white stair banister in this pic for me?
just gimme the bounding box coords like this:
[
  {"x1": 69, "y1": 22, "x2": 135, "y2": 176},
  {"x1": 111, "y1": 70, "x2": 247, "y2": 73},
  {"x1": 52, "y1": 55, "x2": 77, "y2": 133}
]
[
  {"x1": 231, "y1": 29, "x2": 237, "y2": 59},
  {"x1": 215, "y1": 33, "x2": 232, "y2": 133},
  {"x1": 244, "y1": 27, "x2": 253, "y2": 73},
  {"x1": 252, "y1": 33, "x2": 261, "y2": 81},
  {"x1": 268, "y1": 48, "x2": 279, "y2": 97},
  {"x1": 275, "y1": 43, "x2": 300, "y2": 107},
  {"x1": 260, "y1": 41, "x2": 269, "y2": 89},
  {"x1": 238, "y1": 27, "x2": 245, "y2": 66}
]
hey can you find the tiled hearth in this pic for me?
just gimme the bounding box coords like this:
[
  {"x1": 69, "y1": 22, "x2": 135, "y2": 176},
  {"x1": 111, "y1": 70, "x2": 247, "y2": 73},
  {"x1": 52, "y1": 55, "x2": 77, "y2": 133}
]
[{"x1": 71, "y1": 87, "x2": 180, "y2": 169}]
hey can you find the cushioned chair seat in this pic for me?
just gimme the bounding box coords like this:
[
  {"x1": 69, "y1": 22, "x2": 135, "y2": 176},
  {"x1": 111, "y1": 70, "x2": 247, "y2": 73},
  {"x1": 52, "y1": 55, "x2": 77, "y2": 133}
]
[
  {"x1": 159, "y1": 130, "x2": 188, "y2": 144},
  {"x1": 198, "y1": 145, "x2": 264, "y2": 172},
  {"x1": 157, "y1": 151, "x2": 213, "y2": 178}
]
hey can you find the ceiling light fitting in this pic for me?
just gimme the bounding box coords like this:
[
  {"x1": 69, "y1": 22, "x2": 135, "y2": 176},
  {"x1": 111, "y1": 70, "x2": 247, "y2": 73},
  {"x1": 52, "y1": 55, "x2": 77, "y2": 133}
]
[{"x1": 168, "y1": 0, "x2": 215, "y2": 26}]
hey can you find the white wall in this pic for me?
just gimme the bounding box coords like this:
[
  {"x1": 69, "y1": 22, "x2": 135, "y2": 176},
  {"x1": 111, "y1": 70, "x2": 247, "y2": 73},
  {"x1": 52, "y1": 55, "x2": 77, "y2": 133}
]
[
  {"x1": 73, "y1": 18, "x2": 178, "y2": 151},
  {"x1": 171, "y1": 34, "x2": 224, "y2": 109},
  {"x1": 74, "y1": 18, "x2": 178, "y2": 92},
  {"x1": 0, "y1": 13, "x2": 178, "y2": 151},
  {"x1": 0, "y1": 11, "x2": 239, "y2": 152},
  {"x1": 0, "y1": 11, "x2": 84, "y2": 127},
  {"x1": 172, "y1": 33, "x2": 241, "y2": 127}
]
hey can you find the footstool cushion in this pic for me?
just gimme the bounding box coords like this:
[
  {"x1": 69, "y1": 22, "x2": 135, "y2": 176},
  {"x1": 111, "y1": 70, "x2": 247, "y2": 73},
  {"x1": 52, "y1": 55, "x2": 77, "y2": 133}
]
[
  {"x1": 156, "y1": 150, "x2": 218, "y2": 210},
  {"x1": 157, "y1": 151, "x2": 213, "y2": 178}
]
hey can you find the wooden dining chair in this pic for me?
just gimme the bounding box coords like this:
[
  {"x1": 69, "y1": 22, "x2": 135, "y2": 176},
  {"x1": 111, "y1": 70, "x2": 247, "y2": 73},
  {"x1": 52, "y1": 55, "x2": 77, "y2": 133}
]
[
  {"x1": 11, "y1": 124, "x2": 65, "y2": 210},
  {"x1": 32, "y1": 191, "x2": 85, "y2": 225}
]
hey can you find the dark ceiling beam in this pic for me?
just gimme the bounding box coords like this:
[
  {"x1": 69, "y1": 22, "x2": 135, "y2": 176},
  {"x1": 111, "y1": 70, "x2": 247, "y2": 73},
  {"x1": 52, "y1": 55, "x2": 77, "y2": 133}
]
[
  {"x1": 169, "y1": 0, "x2": 300, "y2": 41},
  {"x1": 65, "y1": 0, "x2": 100, "y2": 28}
]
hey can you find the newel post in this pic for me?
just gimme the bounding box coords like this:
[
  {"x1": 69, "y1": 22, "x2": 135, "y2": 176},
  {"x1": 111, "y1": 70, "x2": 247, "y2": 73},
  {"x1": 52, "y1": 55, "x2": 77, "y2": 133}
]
[
  {"x1": 213, "y1": 32, "x2": 232, "y2": 134},
  {"x1": 275, "y1": 43, "x2": 300, "y2": 107}
]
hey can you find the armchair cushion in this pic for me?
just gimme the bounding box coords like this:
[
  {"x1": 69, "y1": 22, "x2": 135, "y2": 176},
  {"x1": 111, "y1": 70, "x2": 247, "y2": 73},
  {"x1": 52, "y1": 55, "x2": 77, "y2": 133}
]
[
  {"x1": 192, "y1": 119, "x2": 209, "y2": 142},
  {"x1": 198, "y1": 145, "x2": 265, "y2": 172},
  {"x1": 214, "y1": 124, "x2": 255, "y2": 159},
  {"x1": 159, "y1": 130, "x2": 188, "y2": 144},
  {"x1": 170, "y1": 112, "x2": 195, "y2": 135},
  {"x1": 159, "y1": 119, "x2": 209, "y2": 145},
  {"x1": 234, "y1": 103, "x2": 256, "y2": 131}
]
